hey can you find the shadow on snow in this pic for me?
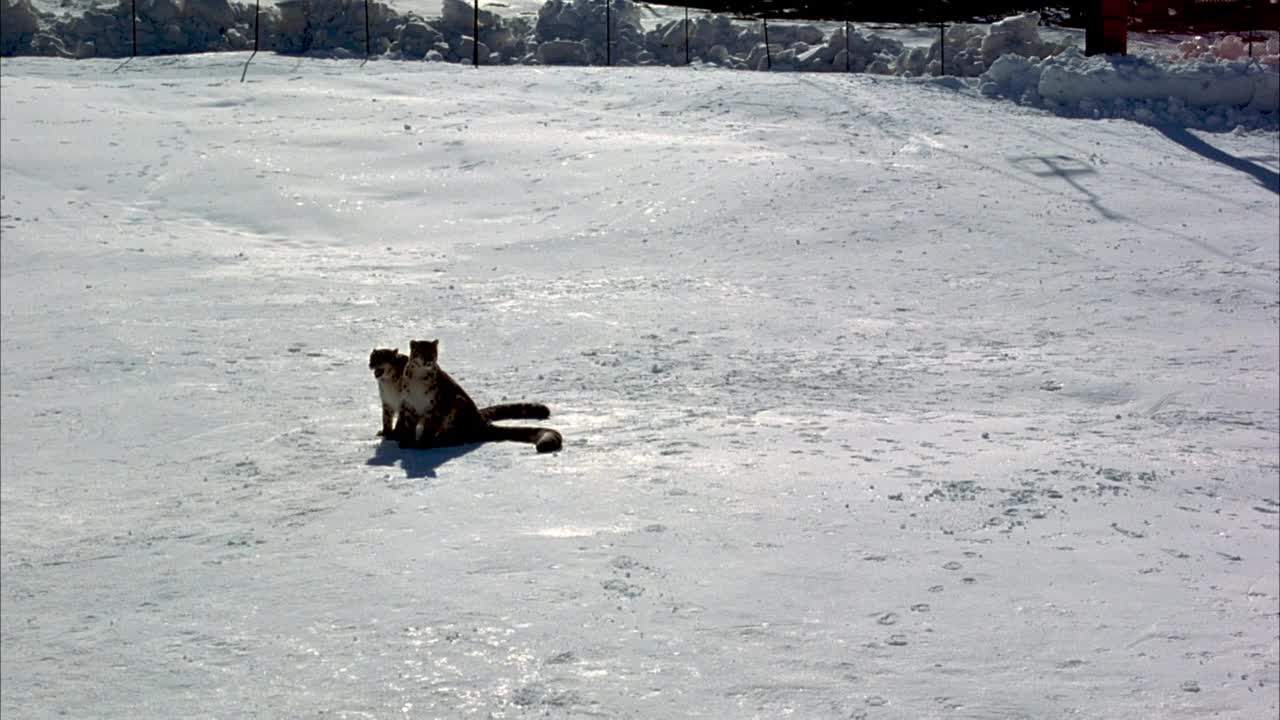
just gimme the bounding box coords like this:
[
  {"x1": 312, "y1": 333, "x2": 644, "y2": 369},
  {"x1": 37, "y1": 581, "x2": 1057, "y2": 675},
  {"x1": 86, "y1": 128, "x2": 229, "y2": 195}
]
[{"x1": 366, "y1": 439, "x2": 483, "y2": 479}]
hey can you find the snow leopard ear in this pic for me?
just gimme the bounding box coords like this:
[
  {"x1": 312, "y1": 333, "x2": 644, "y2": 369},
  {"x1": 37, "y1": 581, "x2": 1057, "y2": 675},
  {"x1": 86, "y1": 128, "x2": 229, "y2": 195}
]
[{"x1": 409, "y1": 339, "x2": 438, "y2": 359}]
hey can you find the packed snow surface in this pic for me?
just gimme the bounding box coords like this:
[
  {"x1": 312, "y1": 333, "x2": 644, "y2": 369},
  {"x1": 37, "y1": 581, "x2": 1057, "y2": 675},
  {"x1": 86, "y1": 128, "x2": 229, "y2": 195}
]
[{"x1": 1, "y1": 55, "x2": 1278, "y2": 718}]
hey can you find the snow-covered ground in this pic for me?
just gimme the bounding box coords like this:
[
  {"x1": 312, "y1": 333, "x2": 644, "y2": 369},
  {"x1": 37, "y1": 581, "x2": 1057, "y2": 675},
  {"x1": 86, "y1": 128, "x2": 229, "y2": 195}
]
[{"x1": 2, "y1": 54, "x2": 1278, "y2": 718}]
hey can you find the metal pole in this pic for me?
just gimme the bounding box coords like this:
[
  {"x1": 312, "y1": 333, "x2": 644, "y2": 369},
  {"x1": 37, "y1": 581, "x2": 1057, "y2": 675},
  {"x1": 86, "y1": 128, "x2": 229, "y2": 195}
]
[
  {"x1": 473, "y1": 0, "x2": 479, "y2": 66},
  {"x1": 364, "y1": 0, "x2": 371, "y2": 59},
  {"x1": 1086, "y1": 0, "x2": 1128, "y2": 56},
  {"x1": 763, "y1": 16, "x2": 770, "y2": 70},
  {"x1": 684, "y1": 6, "x2": 690, "y2": 65},
  {"x1": 606, "y1": 0, "x2": 611, "y2": 66},
  {"x1": 844, "y1": 5, "x2": 850, "y2": 72},
  {"x1": 131, "y1": 0, "x2": 137, "y2": 57},
  {"x1": 938, "y1": 23, "x2": 945, "y2": 75},
  {"x1": 1084, "y1": 0, "x2": 1100, "y2": 55},
  {"x1": 1248, "y1": 0, "x2": 1255, "y2": 57}
]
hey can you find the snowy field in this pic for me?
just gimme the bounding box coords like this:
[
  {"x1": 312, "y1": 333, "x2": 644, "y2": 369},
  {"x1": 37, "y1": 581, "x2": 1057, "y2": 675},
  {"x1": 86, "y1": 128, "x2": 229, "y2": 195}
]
[{"x1": 2, "y1": 55, "x2": 1279, "y2": 718}]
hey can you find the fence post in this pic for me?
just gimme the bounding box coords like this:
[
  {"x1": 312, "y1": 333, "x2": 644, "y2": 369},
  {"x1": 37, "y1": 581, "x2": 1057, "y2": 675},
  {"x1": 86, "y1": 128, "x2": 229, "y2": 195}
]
[
  {"x1": 606, "y1": 0, "x2": 611, "y2": 65},
  {"x1": 844, "y1": 3, "x2": 850, "y2": 72},
  {"x1": 938, "y1": 23, "x2": 944, "y2": 75},
  {"x1": 473, "y1": 0, "x2": 479, "y2": 66},
  {"x1": 762, "y1": 16, "x2": 770, "y2": 70},
  {"x1": 1249, "y1": 0, "x2": 1256, "y2": 57},
  {"x1": 364, "y1": 0, "x2": 371, "y2": 59},
  {"x1": 684, "y1": 5, "x2": 690, "y2": 65},
  {"x1": 1085, "y1": 0, "x2": 1127, "y2": 56},
  {"x1": 131, "y1": 0, "x2": 137, "y2": 56}
]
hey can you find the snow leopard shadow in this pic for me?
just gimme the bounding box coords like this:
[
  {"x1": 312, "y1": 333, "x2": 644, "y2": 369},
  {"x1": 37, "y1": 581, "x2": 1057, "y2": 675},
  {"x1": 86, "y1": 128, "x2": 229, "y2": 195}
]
[{"x1": 366, "y1": 439, "x2": 482, "y2": 479}]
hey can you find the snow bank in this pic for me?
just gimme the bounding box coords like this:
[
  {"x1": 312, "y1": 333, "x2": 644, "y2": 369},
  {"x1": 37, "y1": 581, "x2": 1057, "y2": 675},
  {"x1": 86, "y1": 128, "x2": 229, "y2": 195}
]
[
  {"x1": 1, "y1": 0, "x2": 41, "y2": 55},
  {"x1": 0, "y1": 0, "x2": 904, "y2": 69},
  {"x1": 895, "y1": 13, "x2": 1070, "y2": 78},
  {"x1": 3, "y1": 0, "x2": 1277, "y2": 130},
  {"x1": 1176, "y1": 33, "x2": 1280, "y2": 67},
  {"x1": 980, "y1": 46, "x2": 1280, "y2": 131},
  {"x1": 0, "y1": 0, "x2": 523, "y2": 60},
  {"x1": 1, "y1": 0, "x2": 261, "y2": 56},
  {"x1": 532, "y1": 0, "x2": 644, "y2": 65}
]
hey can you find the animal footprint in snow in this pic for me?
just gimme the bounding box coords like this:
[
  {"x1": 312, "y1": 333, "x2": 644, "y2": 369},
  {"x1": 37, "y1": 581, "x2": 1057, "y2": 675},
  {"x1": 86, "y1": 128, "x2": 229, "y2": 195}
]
[
  {"x1": 601, "y1": 579, "x2": 644, "y2": 598},
  {"x1": 610, "y1": 555, "x2": 641, "y2": 571},
  {"x1": 602, "y1": 555, "x2": 650, "y2": 599},
  {"x1": 545, "y1": 650, "x2": 576, "y2": 665}
]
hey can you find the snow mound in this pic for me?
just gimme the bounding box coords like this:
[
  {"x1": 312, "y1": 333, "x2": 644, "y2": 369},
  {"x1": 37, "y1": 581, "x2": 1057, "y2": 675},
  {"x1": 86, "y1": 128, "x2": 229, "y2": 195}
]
[
  {"x1": 980, "y1": 46, "x2": 1280, "y2": 131},
  {"x1": 894, "y1": 13, "x2": 1070, "y2": 78},
  {"x1": 533, "y1": 0, "x2": 645, "y2": 65},
  {"x1": 1, "y1": 0, "x2": 41, "y2": 55},
  {"x1": 1176, "y1": 33, "x2": 1280, "y2": 66}
]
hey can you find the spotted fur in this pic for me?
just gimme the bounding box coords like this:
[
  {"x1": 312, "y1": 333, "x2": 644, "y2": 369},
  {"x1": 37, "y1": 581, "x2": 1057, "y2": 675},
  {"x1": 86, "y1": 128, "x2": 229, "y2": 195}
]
[
  {"x1": 372, "y1": 346, "x2": 552, "y2": 440},
  {"x1": 388, "y1": 339, "x2": 562, "y2": 453},
  {"x1": 369, "y1": 347, "x2": 410, "y2": 438}
]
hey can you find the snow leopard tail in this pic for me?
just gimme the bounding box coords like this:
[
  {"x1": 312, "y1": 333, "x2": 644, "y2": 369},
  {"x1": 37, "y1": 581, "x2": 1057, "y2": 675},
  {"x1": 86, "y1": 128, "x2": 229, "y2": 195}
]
[
  {"x1": 478, "y1": 403, "x2": 551, "y2": 422},
  {"x1": 482, "y1": 424, "x2": 563, "y2": 453}
]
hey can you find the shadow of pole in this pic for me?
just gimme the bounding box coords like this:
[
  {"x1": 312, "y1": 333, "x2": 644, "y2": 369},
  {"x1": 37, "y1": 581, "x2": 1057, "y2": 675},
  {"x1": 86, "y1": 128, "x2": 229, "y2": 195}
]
[
  {"x1": 784, "y1": 75, "x2": 1275, "y2": 287},
  {"x1": 240, "y1": 0, "x2": 261, "y2": 82},
  {"x1": 1008, "y1": 154, "x2": 1124, "y2": 221},
  {"x1": 1151, "y1": 124, "x2": 1280, "y2": 196}
]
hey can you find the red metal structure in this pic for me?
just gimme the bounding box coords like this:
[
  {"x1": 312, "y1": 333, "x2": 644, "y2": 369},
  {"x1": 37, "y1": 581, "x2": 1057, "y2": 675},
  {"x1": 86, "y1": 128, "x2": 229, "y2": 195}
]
[
  {"x1": 1129, "y1": 0, "x2": 1280, "y2": 34},
  {"x1": 1086, "y1": 0, "x2": 1278, "y2": 56},
  {"x1": 1085, "y1": 0, "x2": 1130, "y2": 54}
]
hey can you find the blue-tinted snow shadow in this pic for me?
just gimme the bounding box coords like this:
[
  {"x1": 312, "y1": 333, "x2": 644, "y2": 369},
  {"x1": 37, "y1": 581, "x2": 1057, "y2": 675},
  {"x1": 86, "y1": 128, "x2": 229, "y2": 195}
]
[
  {"x1": 366, "y1": 439, "x2": 483, "y2": 479},
  {"x1": 1150, "y1": 124, "x2": 1280, "y2": 196}
]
